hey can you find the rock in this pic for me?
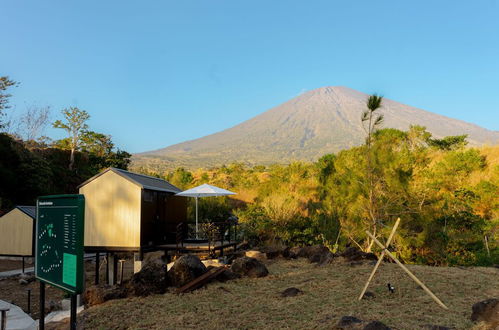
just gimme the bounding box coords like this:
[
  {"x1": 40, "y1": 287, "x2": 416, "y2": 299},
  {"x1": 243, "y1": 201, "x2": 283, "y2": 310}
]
[
  {"x1": 258, "y1": 246, "x2": 286, "y2": 259},
  {"x1": 422, "y1": 325, "x2": 451, "y2": 330},
  {"x1": 281, "y1": 287, "x2": 303, "y2": 297},
  {"x1": 309, "y1": 251, "x2": 338, "y2": 265},
  {"x1": 231, "y1": 257, "x2": 269, "y2": 278},
  {"x1": 284, "y1": 247, "x2": 301, "y2": 259},
  {"x1": 215, "y1": 268, "x2": 241, "y2": 282},
  {"x1": 168, "y1": 255, "x2": 207, "y2": 288},
  {"x1": 245, "y1": 250, "x2": 266, "y2": 260},
  {"x1": 341, "y1": 247, "x2": 377, "y2": 261},
  {"x1": 142, "y1": 251, "x2": 166, "y2": 265},
  {"x1": 202, "y1": 259, "x2": 225, "y2": 268},
  {"x1": 334, "y1": 316, "x2": 363, "y2": 329},
  {"x1": 237, "y1": 241, "x2": 251, "y2": 250},
  {"x1": 471, "y1": 298, "x2": 499, "y2": 327},
  {"x1": 363, "y1": 320, "x2": 391, "y2": 330},
  {"x1": 363, "y1": 291, "x2": 375, "y2": 299},
  {"x1": 48, "y1": 300, "x2": 62, "y2": 312},
  {"x1": 19, "y1": 273, "x2": 35, "y2": 282},
  {"x1": 130, "y1": 262, "x2": 169, "y2": 295},
  {"x1": 84, "y1": 284, "x2": 128, "y2": 307},
  {"x1": 298, "y1": 245, "x2": 330, "y2": 258},
  {"x1": 18, "y1": 278, "x2": 29, "y2": 285}
]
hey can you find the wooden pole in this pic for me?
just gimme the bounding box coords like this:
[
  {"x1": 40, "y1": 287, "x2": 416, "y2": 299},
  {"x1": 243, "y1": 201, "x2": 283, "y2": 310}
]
[
  {"x1": 39, "y1": 281, "x2": 45, "y2": 330},
  {"x1": 365, "y1": 231, "x2": 449, "y2": 310},
  {"x1": 359, "y1": 218, "x2": 400, "y2": 300},
  {"x1": 484, "y1": 236, "x2": 490, "y2": 258}
]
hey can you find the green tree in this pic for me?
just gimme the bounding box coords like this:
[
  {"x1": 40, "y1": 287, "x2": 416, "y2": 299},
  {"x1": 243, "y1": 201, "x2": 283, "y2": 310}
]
[{"x1": 53, "y1": 107, "x2": 90, "y2": 170}]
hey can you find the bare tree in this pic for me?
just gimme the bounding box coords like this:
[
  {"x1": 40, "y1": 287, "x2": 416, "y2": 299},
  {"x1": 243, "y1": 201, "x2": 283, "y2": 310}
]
[
  {"x1": 18, "y1": 105, "x2": 51, "y2": 143},
  {"x1": 53, "y1": 107, "x2": 90, "y2": 170}
]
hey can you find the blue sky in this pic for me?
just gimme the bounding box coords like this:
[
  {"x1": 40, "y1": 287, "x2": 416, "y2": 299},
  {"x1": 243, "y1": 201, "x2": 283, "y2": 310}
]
[{"x1": 2, "y1": 1, "x2": 498, "y2": 152}]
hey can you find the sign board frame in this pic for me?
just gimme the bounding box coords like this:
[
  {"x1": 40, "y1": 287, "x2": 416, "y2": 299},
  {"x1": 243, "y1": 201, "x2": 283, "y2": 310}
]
[{"x1": 35, "y1": 194, "x2": 85, "y2": 294}]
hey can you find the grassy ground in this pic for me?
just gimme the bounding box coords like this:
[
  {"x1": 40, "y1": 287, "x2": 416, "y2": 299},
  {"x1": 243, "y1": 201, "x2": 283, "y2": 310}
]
[{"x1": 78, "y1": 258, "x2": 499, "y2": 330}]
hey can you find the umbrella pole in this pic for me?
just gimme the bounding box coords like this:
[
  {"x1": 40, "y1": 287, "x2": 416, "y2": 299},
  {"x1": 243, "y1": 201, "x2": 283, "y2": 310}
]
[{"x1": 195, "y1": 196, "x2": 198, "y2": 239}]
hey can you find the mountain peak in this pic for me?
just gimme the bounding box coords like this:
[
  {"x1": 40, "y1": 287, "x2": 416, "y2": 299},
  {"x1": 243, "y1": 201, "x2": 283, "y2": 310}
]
[{"x1": 133, "y1": 87, "x2": 499, "y2": 170}]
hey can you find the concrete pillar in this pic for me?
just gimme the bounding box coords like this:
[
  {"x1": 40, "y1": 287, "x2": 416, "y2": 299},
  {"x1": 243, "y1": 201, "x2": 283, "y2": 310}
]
[
  {"x1": 108, "y1": 254, "x2": 117, "y2": 285},
  {"x1": 133, "y1": 253, "x2": 143, "y2": 274}
]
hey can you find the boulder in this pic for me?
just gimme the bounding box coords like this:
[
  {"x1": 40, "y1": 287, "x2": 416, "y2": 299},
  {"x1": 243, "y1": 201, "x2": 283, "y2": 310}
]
[
  {"x1": 130, "y1": 262, "x2": 169, "y2": 295},
  {"x1": 341, "y1": 247, "x2": 377, "y2": 261},
  {"x1": 334, "y1": 316, "x2": 363, "y2": 329},
  {"x1": 281, "y1": 287, "x2": 303, "y2": 297},
  {"x1": 298, "y1": 245, "x2": 330, "y2": 258},
  {"x1": 231, "y1": 257, "x2": 269, "y2": 278},
  {"x1": 310, "y1": 251, "x2": 338, "y2": 265},
  {"x1": 471, "y1": 298, "x2": 499, "y2": 328},
  {"x1": 363, "y1": 321, "x2": 391, "y2": 330},
  {"x1": 84, "y1": 284, "x2": 128, "y2": 307},
  {"x1": 283, "y1": 247, "x2": 300, "y2": 259},
  {"x1": 168, "y1": 255, "x2": 207, "y2": 288},
  {"x1": 245, "y1": 250, "x2": 266, "y2": 260}
]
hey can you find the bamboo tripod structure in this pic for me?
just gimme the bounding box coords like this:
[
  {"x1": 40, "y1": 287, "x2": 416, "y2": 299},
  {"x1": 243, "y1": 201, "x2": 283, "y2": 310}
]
[
  {"x1": 358, "y1": 217, "x2": 400, "y2": 300},
  {"x1": 359, "y1": 219, "x2": 449, "y2": 310}
]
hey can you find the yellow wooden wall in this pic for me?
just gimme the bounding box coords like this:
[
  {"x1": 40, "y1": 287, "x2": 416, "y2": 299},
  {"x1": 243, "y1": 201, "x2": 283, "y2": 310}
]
[
  {"x1": 79, "y1": 170, "x2": 141, "y2": 248},
  {"x1": 0, "y1": 208, "x2": 33, "y2": 256}
]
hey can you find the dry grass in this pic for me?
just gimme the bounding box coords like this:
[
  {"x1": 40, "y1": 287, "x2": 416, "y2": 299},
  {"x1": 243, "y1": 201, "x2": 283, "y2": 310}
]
[{"x1": 79, "y1": 258, "x2": 499, "y2": 330}]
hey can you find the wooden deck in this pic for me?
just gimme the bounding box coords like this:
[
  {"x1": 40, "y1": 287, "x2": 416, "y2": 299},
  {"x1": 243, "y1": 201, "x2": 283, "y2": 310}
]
[{"x1": 156, "y1": 240, "x2": 238, "y2": 253}]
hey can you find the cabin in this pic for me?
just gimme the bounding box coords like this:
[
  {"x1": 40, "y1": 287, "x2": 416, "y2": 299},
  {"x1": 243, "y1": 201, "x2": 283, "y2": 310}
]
[
  {"x1": 78, "y1": 167, "x2": 187, "y2": 254},
  {"x1": 0, "y1": 206, "x2": 36, "y2": 257}
]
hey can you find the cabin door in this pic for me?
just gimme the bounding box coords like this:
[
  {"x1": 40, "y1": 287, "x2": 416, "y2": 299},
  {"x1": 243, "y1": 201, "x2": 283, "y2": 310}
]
[{"x1": 154, "y1": 192, "x2": 168, "y2": 244}]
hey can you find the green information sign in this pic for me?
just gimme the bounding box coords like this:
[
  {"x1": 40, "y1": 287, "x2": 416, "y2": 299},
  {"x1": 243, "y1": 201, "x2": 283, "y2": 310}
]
[{"x1": 35, "y1": 195, "x2": 85, "y2": 294}]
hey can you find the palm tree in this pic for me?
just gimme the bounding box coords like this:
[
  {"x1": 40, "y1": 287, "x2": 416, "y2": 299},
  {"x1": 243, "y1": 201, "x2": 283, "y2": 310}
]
[{"x1": 361, "y1": 94, "x2": 383, "y2": 252}]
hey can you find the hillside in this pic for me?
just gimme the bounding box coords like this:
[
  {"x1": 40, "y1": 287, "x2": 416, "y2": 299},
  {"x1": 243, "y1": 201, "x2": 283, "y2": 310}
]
[{"x1": 133, "y1": 86, "x2": 499, "y2": 170}]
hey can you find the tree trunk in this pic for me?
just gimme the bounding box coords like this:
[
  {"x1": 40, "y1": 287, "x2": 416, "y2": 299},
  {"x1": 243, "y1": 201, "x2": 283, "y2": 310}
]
[{"x1": 69, "y1": 147, "x2": 75, "y2": 170}]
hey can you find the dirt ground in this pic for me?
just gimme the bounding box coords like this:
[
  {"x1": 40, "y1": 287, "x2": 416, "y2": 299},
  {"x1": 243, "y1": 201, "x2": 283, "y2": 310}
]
[
  {"x1": 78, "y1": 258, "x2": 499, "y2": 330},
  {"x1": 0, "y1": 258, "x2": 33, "y2": 272},
  {"x1": 0, "y1": 256, "x2": 136, "y2": 320}
]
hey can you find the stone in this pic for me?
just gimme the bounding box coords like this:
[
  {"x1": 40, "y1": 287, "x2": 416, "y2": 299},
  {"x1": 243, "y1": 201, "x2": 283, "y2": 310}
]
[
  {"x1": 281, "y1": 287, "x2": 303, "y2": 297},
  {"x1": 264, "y1": 249, "x2": 282, "y2": 260},
  {"x1": 284, "y1": 247, "x2": 300, "y2": 259},
  {"x1": 298, "y1": 245, "x2": 330, "y2": 259},
  {"x1": 422, "y1": 325, "x2": 451, "y2": 330},
  {"x1": 341, "y1": 247, "x2": 377, "y2": 261},
  {"x1": 168, "y1": 255, "x2": 207, "y2": 288},
  {"x1": 19, "y1": 273, "x2": 35, "y2": 282},
  {"x1": 231, "y1": 257, "x2": 269, "y2": 278},
  {"x1": 84, "y1": 284, "x2": 128, "y2": 307},
  {"x1": 363, "y1": 320, "x2": 391, "y2": 330},
  {"x1": 215, "y1": 268, "x2": 241, "y2": 282},
  {"x1": 309, "y1": 251, "x2": 337, "y2": 265},
  {"x1": 471, "y1": 298, "x2": 499, "y2": 328},
  {"x1": 130, "y1": 262, "x2": 169, "y2": 295},
  {"x1": 334, "y1": 316, "x2": 363, "y2": 329},
  {"x1": 18, "y1": 278, "x2": 29, "y2": 285},
  {"x1": 48, "y1": 300, "x2": 62, "y2": 312},
  {"x1": 363, "y1": 291, "x2": 375, "y2": 299},
  {"x1": 245, "y1": 250, "x2": 266, "y2": 260}
]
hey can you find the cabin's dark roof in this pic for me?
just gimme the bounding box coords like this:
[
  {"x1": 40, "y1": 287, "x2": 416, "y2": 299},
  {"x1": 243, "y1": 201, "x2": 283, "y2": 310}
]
[
  {"x1": 78, "y1": 168, "x2": 181, "y2": 193},
  {"x1": 16, "y1": 206, "x2": 36, "y2": 219}
]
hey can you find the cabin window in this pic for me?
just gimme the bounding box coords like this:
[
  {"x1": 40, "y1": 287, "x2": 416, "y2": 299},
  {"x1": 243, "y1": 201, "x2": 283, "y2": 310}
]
[{"x1": 144, "y1": 190, "x2": 155, "y2": 202}]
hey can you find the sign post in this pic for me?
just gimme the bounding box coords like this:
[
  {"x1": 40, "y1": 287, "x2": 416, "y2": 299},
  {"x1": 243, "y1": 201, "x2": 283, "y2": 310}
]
[{"x1": 35, "y1": 195, "x2": 85, "y2": 330}]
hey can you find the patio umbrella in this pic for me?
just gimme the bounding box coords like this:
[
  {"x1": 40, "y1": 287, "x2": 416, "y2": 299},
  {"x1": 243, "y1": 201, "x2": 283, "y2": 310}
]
[{"x1": 175, "y1": 184, "x2": 236, "y2": 238}]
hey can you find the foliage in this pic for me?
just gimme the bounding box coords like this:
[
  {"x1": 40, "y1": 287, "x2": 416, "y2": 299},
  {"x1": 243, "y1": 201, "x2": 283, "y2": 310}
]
[
  {"x1": 139, "y1": 126, "x2": 499, "y2": 266},
  {"x1": 53, "y1": 107, "x2": 90, "y2": 169}
]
